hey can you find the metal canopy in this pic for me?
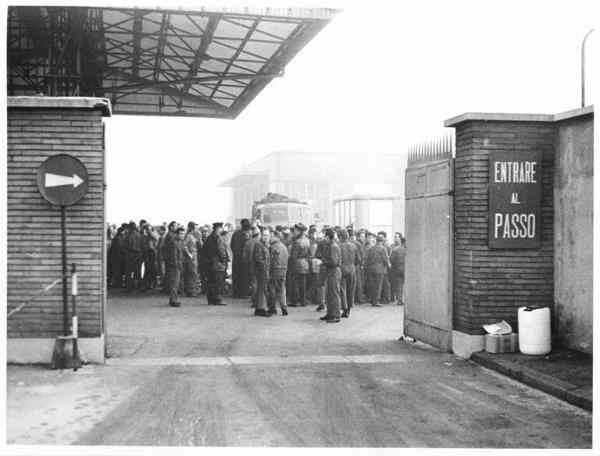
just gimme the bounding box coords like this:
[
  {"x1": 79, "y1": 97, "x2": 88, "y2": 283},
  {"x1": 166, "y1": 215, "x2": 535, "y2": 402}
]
[{"x1": 7, "y1": 6, "x2": 338, "y2": 118}]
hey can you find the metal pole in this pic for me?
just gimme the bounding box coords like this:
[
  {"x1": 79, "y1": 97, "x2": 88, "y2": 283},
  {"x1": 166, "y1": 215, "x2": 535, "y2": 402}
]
[
  {"x1": 61, "y1": 206, "x2": 68, "y2": 336},
  {"x1": 582, "y1": 28, "x2": 594, "y2": 107}
]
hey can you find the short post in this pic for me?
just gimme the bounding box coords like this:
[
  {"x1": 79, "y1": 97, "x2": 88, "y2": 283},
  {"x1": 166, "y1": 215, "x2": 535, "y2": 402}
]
[{"x1": 71, "y1": 263, "x2": 82, "y2": 371}]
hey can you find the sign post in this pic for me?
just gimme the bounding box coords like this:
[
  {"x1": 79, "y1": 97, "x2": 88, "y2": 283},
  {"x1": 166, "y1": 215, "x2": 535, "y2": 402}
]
[
  {"x1": 488, "y1": 150, "x2": 542, "y2": 249},
  {"x1": 61, "y1": 206, "x2": 67, "y2": 335},
  {"x1": 37, "y1": 154, "x2": 88, "y2": 368}
]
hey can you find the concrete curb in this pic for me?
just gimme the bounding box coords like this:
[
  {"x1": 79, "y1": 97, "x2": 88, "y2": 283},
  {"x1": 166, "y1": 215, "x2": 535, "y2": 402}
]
[{"x1": 470, "y1": 352, "x2": 592, "y2": 412}]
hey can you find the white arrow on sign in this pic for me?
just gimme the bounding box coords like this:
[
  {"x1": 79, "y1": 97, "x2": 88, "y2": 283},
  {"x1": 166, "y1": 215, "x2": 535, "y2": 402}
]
[{"x1": 45, "y1": 173, "x2": 84, "y2": 188}]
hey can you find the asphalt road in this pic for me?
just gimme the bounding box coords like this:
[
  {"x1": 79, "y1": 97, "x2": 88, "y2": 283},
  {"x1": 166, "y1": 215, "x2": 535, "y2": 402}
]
[{"x1": 6, "y1": 290, "x2": 592, "y2": 448}]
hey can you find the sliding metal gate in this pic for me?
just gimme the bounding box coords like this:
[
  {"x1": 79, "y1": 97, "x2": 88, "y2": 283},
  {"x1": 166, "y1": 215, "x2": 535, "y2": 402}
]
[{"x1": 404, "y1": 137, "x2": 454, "y2": 351}]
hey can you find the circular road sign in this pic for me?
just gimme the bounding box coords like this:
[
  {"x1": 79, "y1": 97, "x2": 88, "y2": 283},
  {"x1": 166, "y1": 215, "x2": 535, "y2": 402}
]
[{"x1": 36, "y1": 154, "x2": 89, "y2": 206}]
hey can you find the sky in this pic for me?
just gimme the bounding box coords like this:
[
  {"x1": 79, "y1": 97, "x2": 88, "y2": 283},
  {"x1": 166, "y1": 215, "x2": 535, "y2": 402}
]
[{"x1": 95, "y1": 0, "x2": 597, "y2": 225}]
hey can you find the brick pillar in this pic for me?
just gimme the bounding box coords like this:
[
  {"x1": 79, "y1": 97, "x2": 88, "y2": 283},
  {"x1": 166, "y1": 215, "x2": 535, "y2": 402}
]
[
  {"x1": 444, "y1": 114, "x2": 555, "y2": 357},
  {"x1": 7, "y1": 97, "x2": 110, "y2": 363}
]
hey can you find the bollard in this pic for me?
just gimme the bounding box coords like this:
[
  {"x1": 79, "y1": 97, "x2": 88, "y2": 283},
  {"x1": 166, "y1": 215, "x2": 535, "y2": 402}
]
[
  {"x1": 51, "y1": 263, "x2": 84, "y2": 370},
  {"x1": 71, "y1": 263, "x2": 82, "y2": 371}
]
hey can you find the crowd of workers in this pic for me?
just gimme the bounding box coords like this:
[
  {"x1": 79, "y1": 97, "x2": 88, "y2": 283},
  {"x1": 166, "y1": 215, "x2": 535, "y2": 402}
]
[{"x1": 107, "y1": 219, "x2": 406, "y2": 324}]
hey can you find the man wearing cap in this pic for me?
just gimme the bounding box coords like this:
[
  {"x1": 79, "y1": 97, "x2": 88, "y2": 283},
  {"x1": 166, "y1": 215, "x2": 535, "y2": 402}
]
[
  {"x1": 290, "y1": 223, "x2": 311, "y2": 307},
  {"x1": 252, "y1": 228, "x2": 272, "y2": 317},
  {"x1": 123, "y1": 221, "x2": 144, "y2": 289},
  {"x1": 110, "y1": 226, "x2": 125, "y2": 288},
  {"x1": 365, "y1": 234, "x2": 391, "y2": 307},
  {"x1": 320, "y1": 228, "x2": 342, "y2": 323},
  {"x1": 362, "y1": 230, "x2": 375, "y2": 300},
  {"x1": 378, "y1": 231, "x2": 392, "y2": 304},
  {"x1": 390, "y1": 233, "x2": 406, "y2": 305},
  {"x1": 282, "y1": 227, "x2": 293, "y2": 248},
  {"x1": 183, "y1": 222, "x2": 199, "y2": 297},
  {"x1": 307, "y1": 229, "x2": 321, "y2": 305},
  {"x1": 244, "y1": 227, "x2": 261, "y2": 308},
  {"x1": 347, "y1": 227, "x2": 364, "y2": 304},
  {"x1": 164, "y1": 222, "x2": 184, "y2": 307},
  {"x1": 339, "y1": 229, "x2": 361, "y2": 318},
  {"x1": 230, "y1": 219, "x2": 252, "y2": 298},
  {"x1": 204, "y1": 222, "x2": 228, "y2": 305},
  {"x1": 156, "y1": 225, "x2": 167, "y2": 289},
  {"x1": 268, "y1": 229, "x2": 288, "y2": 315},
  {"x1": 313, "y1": 227, "x2": 330, "y2": 311}
]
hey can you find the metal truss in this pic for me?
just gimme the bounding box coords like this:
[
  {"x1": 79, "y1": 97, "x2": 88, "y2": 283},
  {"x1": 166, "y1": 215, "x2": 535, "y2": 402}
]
[{"x1": 7, "y1": 6, "x2": 337, "y2": 118}]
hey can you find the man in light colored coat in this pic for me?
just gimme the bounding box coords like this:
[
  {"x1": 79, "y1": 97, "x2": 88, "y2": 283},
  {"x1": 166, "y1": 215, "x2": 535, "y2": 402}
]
[
  {"x1": 290, "y1": 223, "x2": 311, "y2": 307},
  {"x1": 252, "y1": 228, "x2": 272, "y2": 317},
  {"x1": 269, "y1": 232, "x2": 289, "y2": 315},
  {"x1": 365, "y1": 234, "x2": 391, "y2": 307},
  {"x1": 320, "y1": 228, "x2": 342, "y2": 323},
  {"x1": 338, "y1": 229, "x2": 361, "y2": 318},
  {"x1": 183, "y1": 222, "x2": 198, "y2": 297},
  {"x1": 390, "y1": 233, "x2": 406, "y2": 305}
]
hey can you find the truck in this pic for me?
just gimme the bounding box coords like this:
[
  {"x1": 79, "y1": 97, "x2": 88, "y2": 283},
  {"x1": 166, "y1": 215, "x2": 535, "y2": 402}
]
[{"x1": 252, "y1": 193, "x2": 315, "y2": 227}]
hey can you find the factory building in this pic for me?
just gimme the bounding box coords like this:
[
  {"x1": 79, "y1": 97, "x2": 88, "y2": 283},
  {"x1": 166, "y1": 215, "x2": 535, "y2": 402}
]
[{"x1": 220, "y1": 150, "x2": 406, "y2": 230}]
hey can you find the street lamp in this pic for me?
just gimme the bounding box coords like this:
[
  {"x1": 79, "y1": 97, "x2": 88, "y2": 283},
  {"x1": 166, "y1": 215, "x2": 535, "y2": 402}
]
[{"x1": 581, "y1": 28, "x2": 594, "y2": 107}]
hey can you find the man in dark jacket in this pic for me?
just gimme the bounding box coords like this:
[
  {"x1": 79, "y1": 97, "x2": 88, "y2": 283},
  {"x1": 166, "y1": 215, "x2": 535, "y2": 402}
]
[
  {"x1": 204, "y1": 222, "x2": 228, "y2": 305},
  {"x1": 164, "y1": 222, "x2": 184, "y2": 307},
  {"x1": 268, "y1": 232, "x2": 289, "y2": 315},
  {"x1": 230, "y1": 219, "x2": 252, "y2": 298},
  {"x1": 142, "y1": 223, "x2": 158, "y2": 291},
  {"x1": 339, "y1": 229, "x2": 361, "y2": 318},
  {"x1": 365, "y1": 234, "x2": 391, "y2": 307},
  {"x1": 110, "y1": 226, "x2": 125, "y2": 288},
  {"x1": 320, "y1": 228, "x2": 342, "y2": 323},
  {"x1": 252, "y1": 228, "x2": 271, "y2": 317},
  {"x1": 123, "y1": 222, "x2": 144, "y2": 289}
]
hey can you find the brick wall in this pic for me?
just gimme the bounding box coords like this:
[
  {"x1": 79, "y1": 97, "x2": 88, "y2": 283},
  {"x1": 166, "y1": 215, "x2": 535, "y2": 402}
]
[
  {"x1": 7, "y1": 106, "x2": 106, "y2": 338},
  {"x1": 452, "y1": 120, "x2": 555, "y2": 335}
]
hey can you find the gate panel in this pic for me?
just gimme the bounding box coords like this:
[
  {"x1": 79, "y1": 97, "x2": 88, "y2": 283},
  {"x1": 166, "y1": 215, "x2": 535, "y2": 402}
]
[{"x1": 404, "y1": 156, "x2": 453, "y2": 351}]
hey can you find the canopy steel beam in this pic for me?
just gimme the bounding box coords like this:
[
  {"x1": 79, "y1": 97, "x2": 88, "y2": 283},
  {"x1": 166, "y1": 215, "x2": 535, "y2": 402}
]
[
  {"x1": 7, "y1": 6, "x2": 338, "y2": 118},
  {"x1": 131, "y1": 11, "x2": 143, "y2": 78},
  {"x1": 179, "y1": 15, "x2": 219, "y2": 107}
]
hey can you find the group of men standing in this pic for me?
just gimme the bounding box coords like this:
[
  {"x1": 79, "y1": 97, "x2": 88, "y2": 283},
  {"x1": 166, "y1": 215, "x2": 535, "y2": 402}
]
[
  {"x1": 162, "y1": 221, "x2": 231, "y2": 307},
  {"x1": 108, "y1": 220, "x2": 164, "y2": 291},
  {"x1": 108, "y1": 218, "x2": 407, "y2": 321},
  {"x1": 108, "y1": 220, "x2": 233, "y2": 308},
  {"x1": 229, "y1": 219, "x2": 406, "y2": 323}
]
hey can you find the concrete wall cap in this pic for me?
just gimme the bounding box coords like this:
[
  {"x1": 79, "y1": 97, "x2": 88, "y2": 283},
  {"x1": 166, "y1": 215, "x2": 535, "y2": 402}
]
[
  {"x1": 553, "y1": 105, "x2": 594, "y2": 122},
  {"x1": 445, "y1": 105, "x2": 594, "y2": 127},
  {"x1": 444, "y1": 112, "x2": 554, "y2": 127},
  {"x1": 7, "y1": 96, "x2": 112, "y2": 117}
]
